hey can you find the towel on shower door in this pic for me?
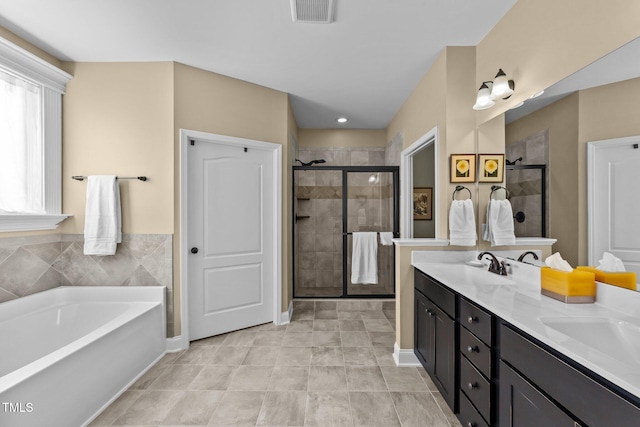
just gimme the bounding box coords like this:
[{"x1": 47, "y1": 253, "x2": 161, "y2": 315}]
[
  {"x1": 483, "y1": 199, "x2": 516, "y2": 246},
  {"x1": 449, "y1": 199, "x2": 477, "y2": 246},
  {"x1": 351, "y1": 232, "x2": 378, "y2": 284},
  {"x1": 84, "y1": 176, "x2": 122, "y2": 256}
]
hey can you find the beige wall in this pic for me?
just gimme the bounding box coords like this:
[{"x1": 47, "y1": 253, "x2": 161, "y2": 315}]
[
  {"x1": 298, "y1": 129, "x2": 386, "y2": 148},
  {"x1": 61, "y1": 62, "x2": 175, "y2": 235},
  {"x1": 475, "y1": 0, "x2": 640, "y2": 124},
  {"x1": 506, "y1": 93, "x2": 579, "y2": 265}
]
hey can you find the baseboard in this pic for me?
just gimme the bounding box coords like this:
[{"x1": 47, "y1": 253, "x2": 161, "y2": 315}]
[
  {"x1": 393, "y1": 342, "x2": 422, "y2": 367},
  {"x1": 166, "y1": 335, "x2": 188, "y2": 353},
  {"x1": 279, "y1": 301, "x2": 294, "y2": 324}
]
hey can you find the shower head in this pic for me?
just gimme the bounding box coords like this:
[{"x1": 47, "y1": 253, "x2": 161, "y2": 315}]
[
  {"x1": 295, "y1": 159, "x2": 326, "y2": 166},
  {"x1": 506, "y1": 157, "x2": 523, "y2": 165}
]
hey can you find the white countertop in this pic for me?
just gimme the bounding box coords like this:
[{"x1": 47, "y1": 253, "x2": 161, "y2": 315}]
[{"x1": 412, "y1": 255, "x2": 640, "y2": 399}]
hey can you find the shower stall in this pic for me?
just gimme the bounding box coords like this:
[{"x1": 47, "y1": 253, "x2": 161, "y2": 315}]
[
  {"x1": 505, "y1": 163, "x2": 547, "y2": 237},
  {"x1": 293, "y1": 166, "x2": 399, "y2": 298}
]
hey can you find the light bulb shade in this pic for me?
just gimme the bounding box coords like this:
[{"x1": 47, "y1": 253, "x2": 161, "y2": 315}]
[
  {"x1": 490, "y1": 69, "x2": 514, "y2": 99},
  {"x1": 473, "y1": 82, "x2": 495, "y2": 110}
]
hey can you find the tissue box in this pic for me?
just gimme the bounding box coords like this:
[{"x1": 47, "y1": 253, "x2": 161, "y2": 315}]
[
  {"x1": 576, "y1": 266, "x2": 637, "y2": 291},
  {"x1": 540, "y1": 267, "x2": 596, "y2": 303}
]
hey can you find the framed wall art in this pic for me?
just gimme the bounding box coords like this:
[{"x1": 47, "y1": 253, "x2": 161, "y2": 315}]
[
  {"x1": 450, "y1": 154, "x2": 476, "y2": 183},
  {"x1": 413, "y1": 187, "x2": 432, "y2": 220},
  {"x1": 479, "y1": 154, "x2": 504, "y2": 182}
]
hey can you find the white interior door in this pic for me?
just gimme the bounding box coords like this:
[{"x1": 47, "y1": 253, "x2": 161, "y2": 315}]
[
  {"x1": 187, "y1": 136, "x2": 276, "y2": 341},
  {"x1": 589, "y1": 137, "x2": 640, "y2": 276}
]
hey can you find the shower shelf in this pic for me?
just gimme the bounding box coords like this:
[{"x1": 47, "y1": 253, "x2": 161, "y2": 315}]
[
  {"x1": 297, "y1": 198, "x2": 310, "y2": 201},
  {"x1": 295, "y1": 215, "x2": 310, "y2": 223}
]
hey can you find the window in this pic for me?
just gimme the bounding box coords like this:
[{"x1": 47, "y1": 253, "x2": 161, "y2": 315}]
[{"x1": 0, "y1": 37, "x2": 72, "y2": 232}]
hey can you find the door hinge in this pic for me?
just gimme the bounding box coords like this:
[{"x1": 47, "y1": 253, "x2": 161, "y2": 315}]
[
  {"x1": 244, "y1": 147, "x2": 248, "y2": 152},
  {"x1": 190, "y1": 139, "x2": 195, "y2": 146},
  {"x1": 633, "y1": 143, "x2": 638, "y2": 149}
]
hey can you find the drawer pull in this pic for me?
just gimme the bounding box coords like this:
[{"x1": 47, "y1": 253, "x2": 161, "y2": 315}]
[
  {"x1": 468, "y1": 315, "x2": 478, "y2": 324},
  {"x1": 468, "y1": 381, "x2": 478, "y2": 390},
  {"x1": 467, "y1": 345, "x2": 479, "y2": 353},
  {"x1": 467, "y1": 423, "x2": 476, "y2": 427},
  {"x1": 426, "y1": 310, "x2": 435, "y2": 317}
]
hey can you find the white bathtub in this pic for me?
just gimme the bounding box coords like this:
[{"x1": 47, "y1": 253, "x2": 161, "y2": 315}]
[{"x1": 0, "y1": 286, "x2": 166, "y2": 427}]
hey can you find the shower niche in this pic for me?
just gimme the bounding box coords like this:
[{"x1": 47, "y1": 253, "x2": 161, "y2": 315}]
[{"x1": 293, "y1": 166, "x2": 399, "y2": 298}]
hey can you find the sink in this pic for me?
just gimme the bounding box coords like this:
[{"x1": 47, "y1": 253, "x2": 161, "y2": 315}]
[
  {"x1": 539, "y1": 317, "x2": 640, "y2": 365},
  {"x1": 421, "y1": 263, "x2": 516, "y2": 286}
]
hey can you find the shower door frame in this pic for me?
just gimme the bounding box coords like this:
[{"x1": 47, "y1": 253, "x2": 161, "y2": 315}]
[{"x1": 292, "y1": 165, "x2": 400, "y2": 299}]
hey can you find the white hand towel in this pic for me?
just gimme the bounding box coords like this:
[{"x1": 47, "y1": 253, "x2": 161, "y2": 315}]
[
  {"x1": 379, "y1": 232, "x2": 394, "y2": 246},
  {"x1": 449, "y1": 199, "x2": 477, "y2": 247},
  {"x1": 84, "y1": 176, "x2": 122, "y2": 256},
  {"x1": 351, "y1": 232, "x2": 378, "y2": 284},
  {"x1": 486, "y1": 199, "x2": 516, "y2": 246}
]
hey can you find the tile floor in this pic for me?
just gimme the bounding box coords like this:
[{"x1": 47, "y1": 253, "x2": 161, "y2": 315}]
[{"x1": 90, "y1": 300, "x2": 462, "y2": 427}]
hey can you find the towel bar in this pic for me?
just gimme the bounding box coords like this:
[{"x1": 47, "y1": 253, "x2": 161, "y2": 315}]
[{"x1": 72, "y1": 176, "x2": 147, "y2": 181}]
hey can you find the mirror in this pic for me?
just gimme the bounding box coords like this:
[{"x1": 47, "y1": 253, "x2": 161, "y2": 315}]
[{"x1": 481, "y1": 37, "x2": 640, "y2": 284}]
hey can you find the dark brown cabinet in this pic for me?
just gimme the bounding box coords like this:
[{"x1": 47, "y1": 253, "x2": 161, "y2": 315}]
[
  {"x1": 499, "y1": 360, "x2": 577, "y2": 427},
  {"x1": 415, "y1": 271, "x2": 457, "y2": 411}
]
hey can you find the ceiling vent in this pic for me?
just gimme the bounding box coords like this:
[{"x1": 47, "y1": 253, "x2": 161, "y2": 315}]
[{"x1": 290, "y1": 0, "x2": 335, "y2": 24}]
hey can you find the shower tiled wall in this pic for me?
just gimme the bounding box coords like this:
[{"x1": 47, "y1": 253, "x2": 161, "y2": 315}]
[
  {"x1": 0, "y1": 234, "x2": 174, "y2": 336},
  {"x1": 297, "y1": 147, "x2": 387, "y2": 167}
]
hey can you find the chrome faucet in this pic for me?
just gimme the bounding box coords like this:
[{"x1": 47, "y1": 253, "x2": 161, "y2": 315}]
[
  {"x1": 517, "y1": 251, "x2": 539, "y2": 263},
  {"x1": 478, "y1": 251, "x2": 508, "y2": 276}
]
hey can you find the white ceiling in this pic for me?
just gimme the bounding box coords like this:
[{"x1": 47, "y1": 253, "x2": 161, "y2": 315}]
[{"x1": 0, "y1": 0, "x2": 518, "y2": 129}]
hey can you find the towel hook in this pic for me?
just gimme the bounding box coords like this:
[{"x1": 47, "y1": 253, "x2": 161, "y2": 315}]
[
  {"x1": 490, "y1": 185, "x2": 510, "y2": 200},
  {"x1": 452, "y1": 185, "x2": 472, "y2": 200}
]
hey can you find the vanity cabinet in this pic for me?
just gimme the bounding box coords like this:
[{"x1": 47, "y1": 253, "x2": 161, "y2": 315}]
[
  {"x1": 458, "y1": 298, "x2": 496, "y2": 427},
  {"x1": 414, "y1": 270, "x2": 457, "y2": 411},
  {"x1": 500, "y1": 323, "x2": 640, "y2": 427}
]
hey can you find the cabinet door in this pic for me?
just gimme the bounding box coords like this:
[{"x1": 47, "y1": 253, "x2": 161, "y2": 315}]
[
  {"x1": 414, "y1": 290, "x2": 432, "y2": 369},
  {"x1": 432, "y1": 301, "x2": 457, "y2": 411},
  {"x1": 500, "y1": 361, "x2": 578, "y2": 427}
]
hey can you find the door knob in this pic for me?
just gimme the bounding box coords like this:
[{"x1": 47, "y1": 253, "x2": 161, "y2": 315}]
[{"x1": 190, "y1": 247, "x2": 198, "y2": 254}]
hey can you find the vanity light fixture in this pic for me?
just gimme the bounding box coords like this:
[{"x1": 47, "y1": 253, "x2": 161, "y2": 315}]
[
  {"x1": 337, "y1": 117, "x2": 348, "y2": 124},
  {"x1": 473, "y1": 68, "x2": 516, "y2": 110},
  {"x1": 530, "y1": 90, "x2": 545, "y2": 99},
  {"x1": 490, "y1": 69, "x2": 515, "y2": 99},
  {"x1": 472, "y1": 82, "x2": 496, "y2": 110}
]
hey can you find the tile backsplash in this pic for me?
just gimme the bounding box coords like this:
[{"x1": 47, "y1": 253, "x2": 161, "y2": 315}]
[{"x1": 0, "y1": 233, "x2": 174, "y2": 336}]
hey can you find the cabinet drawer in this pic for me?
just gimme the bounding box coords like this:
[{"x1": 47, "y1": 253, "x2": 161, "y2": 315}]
[
  {"x1": 460, "y1": 298, "x2": 492, "y2": 345},
  {"x1": 459, "y1": 393, "x2": 489, "y2": 427},
  {"x1": 460, "y1": 326, "x2": 491, "y2": 378},
  {"x1": 414, "y1": 270, "x2": 455, "y2": 317},
  {"x1": 501, "y1": 324, "x2": 640, "y2": 427},
  {"x1": 460, "y1": 356, "x2": 491, "y2": 422}
]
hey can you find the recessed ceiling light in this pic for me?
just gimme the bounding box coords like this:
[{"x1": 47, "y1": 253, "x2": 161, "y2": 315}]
[
  {"x1": 530, "y1": 90, "x2": 545, "y2": 99},
  {"x1": 337, "y1": 117, "x2": 348, "y2": 124}
]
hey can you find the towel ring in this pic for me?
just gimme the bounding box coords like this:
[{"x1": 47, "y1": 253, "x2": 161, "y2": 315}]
[
  {"x1": 452, "y1": 185, "x2": 472, "y2": 200},
  {"x1": 490, "y1": 185, "x2": 510, "y2": 200}
]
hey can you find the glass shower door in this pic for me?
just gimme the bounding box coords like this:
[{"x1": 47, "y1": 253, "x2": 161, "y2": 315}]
[{"x1": 345, "y1": 171, "x2": 396, "y2": 296}]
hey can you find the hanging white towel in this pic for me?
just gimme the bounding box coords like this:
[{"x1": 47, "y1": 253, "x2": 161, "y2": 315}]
[
  {"x1": 484, "y1": 199, "x2": 516, "y2": 246},
  {"x1": 351, "y1": 232, "x2": 378, "y2": 284},
  {"x1": 379, "y1": 232, "x2": 394, "y2": 246},
  {"x1": 449, "y1": 199, "x2": 477, "y2": 246},
  {"x1": 84, "y1": 176, "x2": 122, "y2": 256}
]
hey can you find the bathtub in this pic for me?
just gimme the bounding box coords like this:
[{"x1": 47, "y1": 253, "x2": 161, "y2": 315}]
[{"x1": 0, "y1": 286, "x2": 166, "y2": 427}]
